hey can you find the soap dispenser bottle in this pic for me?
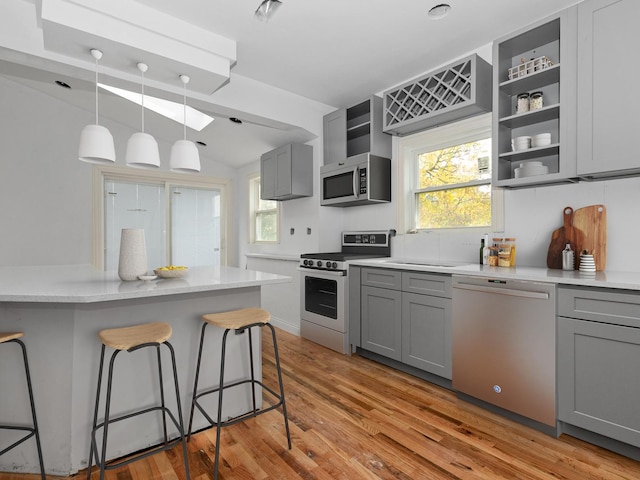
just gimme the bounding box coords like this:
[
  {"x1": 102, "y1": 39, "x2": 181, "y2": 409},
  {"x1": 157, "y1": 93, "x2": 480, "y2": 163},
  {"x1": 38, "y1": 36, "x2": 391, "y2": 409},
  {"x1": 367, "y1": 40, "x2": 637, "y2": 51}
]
[{"x1": 562, "y1": 244, "x2": 574, "y2": 271}]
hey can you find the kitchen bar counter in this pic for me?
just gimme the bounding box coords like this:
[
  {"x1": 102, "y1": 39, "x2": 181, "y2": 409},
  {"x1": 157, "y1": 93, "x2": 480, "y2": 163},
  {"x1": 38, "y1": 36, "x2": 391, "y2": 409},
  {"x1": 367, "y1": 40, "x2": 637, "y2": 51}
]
[
  {"x1": 348, "y1": 258, "x2": 640, "y2": 290},
  {"x1": 0, "y1": 265, "x2": 290, "y2": 476}
]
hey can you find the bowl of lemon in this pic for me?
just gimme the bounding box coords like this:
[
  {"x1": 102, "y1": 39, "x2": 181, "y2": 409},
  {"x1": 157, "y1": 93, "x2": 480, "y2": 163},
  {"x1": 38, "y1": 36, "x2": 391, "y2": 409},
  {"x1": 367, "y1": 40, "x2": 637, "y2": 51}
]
[{"x1": 154, "y1": 265, "x2": 189, "y2": 278}]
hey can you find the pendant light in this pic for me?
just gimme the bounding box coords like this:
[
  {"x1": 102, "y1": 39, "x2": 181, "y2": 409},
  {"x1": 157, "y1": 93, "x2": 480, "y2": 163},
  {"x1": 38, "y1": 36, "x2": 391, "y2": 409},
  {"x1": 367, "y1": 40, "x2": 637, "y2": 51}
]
[
  {"x1": 255, "y1": 0, "x2": 282, "y2": 21},
  {"x1": 170, "y1": 75, "x2": 201, "y2": 173},
  {"x1": 126, "y1": 62, "x2": 160, "y2": 169},
  {"x1": 78, "y1": 49, "x2": 116, "y2": 164}
]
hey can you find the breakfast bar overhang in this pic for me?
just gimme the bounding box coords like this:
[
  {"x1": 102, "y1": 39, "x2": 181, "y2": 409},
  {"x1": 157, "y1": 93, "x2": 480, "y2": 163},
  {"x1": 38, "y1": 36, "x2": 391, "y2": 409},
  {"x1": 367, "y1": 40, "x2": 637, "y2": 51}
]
[{"x1": 0, "y1": 265, "x2": 291, "y2": 476}]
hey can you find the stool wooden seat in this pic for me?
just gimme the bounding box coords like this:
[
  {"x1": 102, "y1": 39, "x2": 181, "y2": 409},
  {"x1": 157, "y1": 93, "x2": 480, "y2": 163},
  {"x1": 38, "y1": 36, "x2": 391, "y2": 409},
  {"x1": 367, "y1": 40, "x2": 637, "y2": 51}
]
[
  {"x1": 188, "y1": 308, "x2": 291, "y2": 480},
  {"x1": 0, "y1": 332, "x2": 45, "y2": 480},
  {"x1": 98, "y1": 322, "x2": 172, "y2": 350},
  {"x1": 86, "y1": 322, "x2": 190, "y2": 480}
]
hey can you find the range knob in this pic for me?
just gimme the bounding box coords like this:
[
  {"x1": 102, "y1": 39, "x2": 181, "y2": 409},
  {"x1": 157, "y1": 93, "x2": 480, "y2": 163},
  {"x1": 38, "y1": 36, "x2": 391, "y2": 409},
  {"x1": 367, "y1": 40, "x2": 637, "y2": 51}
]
[
  {"x1": 332, "y1": 262, "x2": 338, "y2": 269},
  {"x1": 316, "y1": 261, "x2": 323, "y2": 267},
  {"x1": 303, "y1": 259, "x2": 310, "y2": 266}
]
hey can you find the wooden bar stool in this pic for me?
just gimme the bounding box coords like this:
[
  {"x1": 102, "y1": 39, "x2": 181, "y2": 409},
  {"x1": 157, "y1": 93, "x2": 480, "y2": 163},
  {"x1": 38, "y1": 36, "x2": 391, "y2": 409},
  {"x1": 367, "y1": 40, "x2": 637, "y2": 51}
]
[
  {"x1": 187, "y1": 308, "x2": 291, "y2": 480},
  {"x1": 86, "y1": 322, "x2": 190, "y2": 480},
  {"x1": 0, "y1": 332, "x2": 45, "y2": 480}
]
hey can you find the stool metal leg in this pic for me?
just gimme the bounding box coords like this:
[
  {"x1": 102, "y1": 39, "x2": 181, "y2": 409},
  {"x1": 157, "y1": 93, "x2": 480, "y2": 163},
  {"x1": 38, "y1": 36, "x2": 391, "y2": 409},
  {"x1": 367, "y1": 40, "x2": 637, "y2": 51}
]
[
  {"x1": 267, "y1": 324, "x2": 292, "y2": 449},
  {"x1": 247, "y1": 327, "x2": 258, "y2": 413},
  {"x1": 187, "y1": 322, "x2": 208, "y2": 441},
  {"x1": 0, "y1": 339, "x2": 46, "y2": 480},
  {"x1": 156, "y1": 344, "x2": 168, "y2": 443},
  {"x1": 86, "y1": 345, "x2": 106, "y2": 480},
  {"x1": 213, "y1": 328, "x2": 231, "y2": 480},
  {"x1": 164, "y1": 341, "x2": 191, "y2": 480}
]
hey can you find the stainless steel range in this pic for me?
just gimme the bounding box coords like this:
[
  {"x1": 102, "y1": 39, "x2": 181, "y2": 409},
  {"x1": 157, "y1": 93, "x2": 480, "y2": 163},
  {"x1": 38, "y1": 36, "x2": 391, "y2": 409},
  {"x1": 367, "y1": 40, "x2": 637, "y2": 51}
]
[{"x1": 299, "y1": 230, "x2": 393, "y2": 354}]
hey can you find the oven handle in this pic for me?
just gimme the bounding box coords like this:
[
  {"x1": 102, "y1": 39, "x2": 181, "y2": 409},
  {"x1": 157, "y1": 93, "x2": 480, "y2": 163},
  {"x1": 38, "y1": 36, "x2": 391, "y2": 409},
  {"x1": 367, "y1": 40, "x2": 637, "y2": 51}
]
[
  {"x1": 352, "y1": 166, "x2": 359, "y2": 199},
  {"x1": 297, "y1": 267, "x2": 346, "y2": 277}
]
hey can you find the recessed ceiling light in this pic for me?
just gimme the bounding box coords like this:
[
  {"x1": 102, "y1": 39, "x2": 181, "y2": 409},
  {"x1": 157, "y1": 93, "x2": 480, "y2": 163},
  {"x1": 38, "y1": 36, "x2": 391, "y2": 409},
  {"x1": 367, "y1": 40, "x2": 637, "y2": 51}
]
[
  {"x1": 196, "y1": 141, "x2": 207, "y2": 147},
  {"x1": 55, "y1": 80, "x2": 71, "y2": 89},
  {"x1": 98, "y1": 83, "x2": 214, "y2": 132},
  {"x1": 229, "y1": 117, "x2": 243, "y2": 124},
  {"x1": 428, "y1": 3, "x2": 451, "y2": 20}
]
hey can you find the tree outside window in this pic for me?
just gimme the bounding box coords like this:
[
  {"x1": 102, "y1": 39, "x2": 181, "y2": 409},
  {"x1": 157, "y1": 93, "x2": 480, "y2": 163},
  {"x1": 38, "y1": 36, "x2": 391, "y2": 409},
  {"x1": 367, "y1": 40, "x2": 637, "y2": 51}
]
[
  {"x1": 415, "y1": 137, "x2": 491, "y2": 229},
  {"x1": 250, "y1": 175, "x2": 279, "y2": 243}
]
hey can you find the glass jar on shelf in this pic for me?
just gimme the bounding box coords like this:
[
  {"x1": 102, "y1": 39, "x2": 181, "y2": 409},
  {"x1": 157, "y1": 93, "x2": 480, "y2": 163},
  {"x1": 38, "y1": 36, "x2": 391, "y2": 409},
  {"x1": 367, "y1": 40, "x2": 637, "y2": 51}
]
[
  {"x1": 516, "y1": 93, "x2": 530, "y2": 114},
  {"x1": 530, "y1": 91, "x2": 543, "y2": 110}
]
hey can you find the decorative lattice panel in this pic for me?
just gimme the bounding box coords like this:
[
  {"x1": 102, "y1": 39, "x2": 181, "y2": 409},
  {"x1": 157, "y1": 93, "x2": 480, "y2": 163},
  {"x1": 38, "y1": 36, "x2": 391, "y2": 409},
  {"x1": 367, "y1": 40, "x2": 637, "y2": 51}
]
[{"x1": 383, "y1": 54, "x2": 491, "y2": 136}]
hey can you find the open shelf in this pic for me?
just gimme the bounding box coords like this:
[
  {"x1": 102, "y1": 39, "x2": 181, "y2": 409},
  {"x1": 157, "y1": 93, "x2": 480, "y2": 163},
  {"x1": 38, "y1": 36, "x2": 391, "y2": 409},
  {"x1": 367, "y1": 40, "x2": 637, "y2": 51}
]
[{"x1": 499, "y1": 104, "x2": 560, "y2": 129}]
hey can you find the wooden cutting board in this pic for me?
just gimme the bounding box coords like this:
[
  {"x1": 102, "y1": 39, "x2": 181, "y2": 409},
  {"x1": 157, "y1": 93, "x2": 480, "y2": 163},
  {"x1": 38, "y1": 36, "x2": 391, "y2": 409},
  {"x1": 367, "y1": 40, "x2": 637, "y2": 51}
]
[
  {"x1": 546, "y1": 206, "x2": 584, "y2": 269},
  {"x1": 574, "y1": 204, "x2": 607, "y2": 271}
]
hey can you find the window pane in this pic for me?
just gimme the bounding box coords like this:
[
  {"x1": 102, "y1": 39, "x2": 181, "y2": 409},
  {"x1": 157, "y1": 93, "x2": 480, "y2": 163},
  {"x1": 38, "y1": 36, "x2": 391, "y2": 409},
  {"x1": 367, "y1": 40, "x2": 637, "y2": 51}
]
[
  {"x1": 418, "y1": 138, "x2": 491, "y2": 188},
  {"x1": 171, "y1": 186, "x2": 221, "y2": 267},
  {"x1": 258, "y1": 197, "x2": 277, "y2": 211},
  {"x1": 256, "y1": 211, "x2": 278, "y2": 242},
  {"x1": 104, "y1": 180, "x2": 165, "y2": 271},
  {"x1": 416, "y1": 185, "x2": 491, "y2": 229}
]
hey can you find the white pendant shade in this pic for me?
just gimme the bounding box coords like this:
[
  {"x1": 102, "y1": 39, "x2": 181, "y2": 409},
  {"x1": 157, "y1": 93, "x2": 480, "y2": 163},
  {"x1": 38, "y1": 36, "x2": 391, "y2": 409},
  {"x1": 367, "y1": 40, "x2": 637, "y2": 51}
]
[
  {"x1": 78, "y1": 124, "x2": 116, "y2": 164},
  {"x1": 125, "y1": 132, "x2": 160, "y2": 169},
  {"x1": 79, "y1": 49, "x2": 115, "y2": 165},
  {"x1": 125, "y1": 62, "x2": 160, "y2": 169},
  {"x1": 170, "y1": 139, "x2": 201, "y2": 173}
]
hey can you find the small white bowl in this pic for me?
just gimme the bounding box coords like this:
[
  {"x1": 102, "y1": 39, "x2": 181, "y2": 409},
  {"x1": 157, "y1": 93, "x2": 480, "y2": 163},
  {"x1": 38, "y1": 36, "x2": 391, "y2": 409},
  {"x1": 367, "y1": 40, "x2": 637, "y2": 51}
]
[
  {"x1": 532, "y1": 133, "x2": 552, "y2": 148},
  {"x1": 138, "y1": 275, "x2": 158, "y2": 281}
]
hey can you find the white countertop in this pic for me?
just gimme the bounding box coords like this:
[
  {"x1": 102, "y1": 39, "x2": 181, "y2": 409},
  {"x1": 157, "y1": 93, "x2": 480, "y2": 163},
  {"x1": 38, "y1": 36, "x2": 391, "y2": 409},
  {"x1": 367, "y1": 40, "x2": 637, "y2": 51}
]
[
  {"x1": 0, "y1": 265, "x2": 291, "y2": 303},
  {"x1": 245, "y1": 253, "x2": 300, "y2": 262},
  {"x1": 348, "y1": 258, "x2": 640, "y2": 291}
]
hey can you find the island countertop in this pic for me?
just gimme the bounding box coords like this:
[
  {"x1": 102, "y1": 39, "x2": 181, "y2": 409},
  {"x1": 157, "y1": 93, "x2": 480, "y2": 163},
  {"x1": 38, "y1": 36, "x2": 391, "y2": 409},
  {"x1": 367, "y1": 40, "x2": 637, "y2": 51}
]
[{"x1": 0, "y1": 264, "x2": 291, "y2": 303}]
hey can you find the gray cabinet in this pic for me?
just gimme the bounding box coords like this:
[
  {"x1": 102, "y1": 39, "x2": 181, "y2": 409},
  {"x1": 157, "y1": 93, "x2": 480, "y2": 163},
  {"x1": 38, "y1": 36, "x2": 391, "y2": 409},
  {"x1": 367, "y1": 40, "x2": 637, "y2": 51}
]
[
  {"x1": 260, "y1": 143, "x2": 312, "y2": 200},
  {"x1": 492, "y1": 9, "x2": 577, "y2": 188},
  {"x1": 359, "y1": 267, "x2": 452, "y2": 379},
  {"x1": 322, "y1": 96, "x2": 391, "y2": 165},
  {"x1": 577, "y1": 0, "x2": 640, "y2": 179},
  {"x1": 558, "y1": 286, "x2": 640, "y2": 448}
]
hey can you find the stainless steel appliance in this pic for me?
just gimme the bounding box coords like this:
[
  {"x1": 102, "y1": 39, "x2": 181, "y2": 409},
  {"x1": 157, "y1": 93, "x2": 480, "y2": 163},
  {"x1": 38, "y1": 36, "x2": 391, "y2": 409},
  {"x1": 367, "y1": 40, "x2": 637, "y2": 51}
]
[
  {"x1": 299, "y1": 231, "x2": 392, "y2": 353},
  {"x1": 320, "y1": 153, "x2": 391, "y2": 207},
  {"x1": 452, "y1": 275, "x2": 556, "y2": 429}
]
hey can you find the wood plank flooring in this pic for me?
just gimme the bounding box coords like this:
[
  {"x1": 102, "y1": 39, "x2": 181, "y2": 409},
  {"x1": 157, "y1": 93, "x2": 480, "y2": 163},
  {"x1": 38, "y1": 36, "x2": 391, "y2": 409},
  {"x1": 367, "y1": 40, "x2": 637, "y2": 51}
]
[{"x1": 4, "y1": 327, "x2": 640, "y2": 479}]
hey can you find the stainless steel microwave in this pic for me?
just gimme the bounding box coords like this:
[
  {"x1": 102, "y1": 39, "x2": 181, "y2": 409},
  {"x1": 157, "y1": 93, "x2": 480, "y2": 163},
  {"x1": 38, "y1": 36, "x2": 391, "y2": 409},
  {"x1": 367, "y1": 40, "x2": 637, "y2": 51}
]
[{"x1": 320, "y1": 153, "x2": 391, "y2": 207}]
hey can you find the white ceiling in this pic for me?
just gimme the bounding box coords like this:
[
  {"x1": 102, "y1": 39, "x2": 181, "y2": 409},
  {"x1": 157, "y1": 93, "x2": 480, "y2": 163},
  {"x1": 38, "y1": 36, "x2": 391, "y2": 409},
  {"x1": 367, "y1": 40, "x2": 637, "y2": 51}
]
[{"x1": 1, "y1": 0, "x2": 581, "y2": 169}]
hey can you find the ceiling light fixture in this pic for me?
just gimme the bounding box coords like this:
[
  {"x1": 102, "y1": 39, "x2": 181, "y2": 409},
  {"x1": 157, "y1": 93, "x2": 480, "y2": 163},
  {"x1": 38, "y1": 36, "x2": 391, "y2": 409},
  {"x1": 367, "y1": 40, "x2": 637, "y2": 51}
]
[
  {"x1": 125, "y1": 62, "x2": 160, "y2": 169},
  {"x1": 428, "y1": 3, "x2": 451, "y2": 20},
  {"x1": 255, "y1": 0, "x2": 282, "y2": 21},
  {"x1": 56, "y1": 80, "x2": 71, "y2": 89},
  {"x1": 229, "y1": 117, "x2": 243, "y2": 124},
  {"x1": 170, "y1": 75, "x2": 201, "y2": 173},
  {"x1": 78, "y1": 49, "x2": 116, "y2": 165}
]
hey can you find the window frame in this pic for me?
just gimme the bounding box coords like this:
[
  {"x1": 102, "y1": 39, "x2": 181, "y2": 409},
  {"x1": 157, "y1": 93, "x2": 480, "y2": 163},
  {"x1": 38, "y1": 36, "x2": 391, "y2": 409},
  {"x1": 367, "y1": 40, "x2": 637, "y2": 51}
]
[
  {"x1": 92, "y1": 165, "x2": 232, "y2": 270},
  {"x1": 248, "y1": 173, "x2": 280, "y2": 244},
  {"x1": 397, "y1": 113, "x2": 503, "y2": 233}
]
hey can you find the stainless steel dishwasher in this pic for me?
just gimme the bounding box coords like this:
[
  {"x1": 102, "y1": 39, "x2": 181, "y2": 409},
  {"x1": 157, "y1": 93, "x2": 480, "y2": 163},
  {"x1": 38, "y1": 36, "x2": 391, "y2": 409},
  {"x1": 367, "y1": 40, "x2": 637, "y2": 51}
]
[{"x1": 452, "y1": 275, "x2": 556, "y2": 428}]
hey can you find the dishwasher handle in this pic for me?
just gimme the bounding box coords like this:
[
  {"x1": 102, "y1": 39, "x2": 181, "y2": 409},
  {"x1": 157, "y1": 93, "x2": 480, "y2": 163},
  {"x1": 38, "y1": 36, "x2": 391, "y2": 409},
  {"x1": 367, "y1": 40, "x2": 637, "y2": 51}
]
[{"x1": 453, "y1": 282, "x2": 550, "y2": 300}]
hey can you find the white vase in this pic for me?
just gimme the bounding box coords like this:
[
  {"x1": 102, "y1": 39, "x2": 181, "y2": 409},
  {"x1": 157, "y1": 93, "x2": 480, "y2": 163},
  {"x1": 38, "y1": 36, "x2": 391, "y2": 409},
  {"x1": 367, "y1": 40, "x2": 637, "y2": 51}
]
[{"x1": 118, "y1": 228, "x2": 148, "y2": 281}]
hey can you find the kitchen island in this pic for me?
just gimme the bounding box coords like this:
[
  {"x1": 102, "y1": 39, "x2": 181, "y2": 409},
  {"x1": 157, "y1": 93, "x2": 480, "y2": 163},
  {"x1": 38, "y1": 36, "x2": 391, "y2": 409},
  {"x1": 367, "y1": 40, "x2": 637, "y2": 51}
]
[{"x1": 0, "y1": 265, "x2": 291, "y2": 476}]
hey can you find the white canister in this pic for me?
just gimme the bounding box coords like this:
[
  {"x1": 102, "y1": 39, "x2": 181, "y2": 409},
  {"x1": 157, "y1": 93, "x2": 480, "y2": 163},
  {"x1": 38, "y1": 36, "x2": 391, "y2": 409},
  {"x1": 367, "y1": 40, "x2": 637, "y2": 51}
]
[{"x1": 118, "y1": 228, "x2": 148, "y2": 281}]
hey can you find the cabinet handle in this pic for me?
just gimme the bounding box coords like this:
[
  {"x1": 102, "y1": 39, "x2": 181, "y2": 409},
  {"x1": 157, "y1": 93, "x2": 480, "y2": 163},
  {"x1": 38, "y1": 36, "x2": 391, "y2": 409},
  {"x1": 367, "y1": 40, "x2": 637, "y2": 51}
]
[{"x1": 454, "y1": 283, "x2": 549, "y2": 300}]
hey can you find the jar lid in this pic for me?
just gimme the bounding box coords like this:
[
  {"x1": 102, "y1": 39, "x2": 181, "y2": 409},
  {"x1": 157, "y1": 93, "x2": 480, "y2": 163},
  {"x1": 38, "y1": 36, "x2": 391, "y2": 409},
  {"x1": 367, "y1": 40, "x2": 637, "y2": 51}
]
[
  {"x1": 517, "y1": 92, "x2": 530, "y2": 98},
  {"x1": 492, "y1": 237, "x2": 503, "y2": 241},
  {"x1": 505, "y1": 237, "x2": 516, "y2": 241},
  {"x1": 530, "y1": 91, "x2": 543, "y2": 96}
]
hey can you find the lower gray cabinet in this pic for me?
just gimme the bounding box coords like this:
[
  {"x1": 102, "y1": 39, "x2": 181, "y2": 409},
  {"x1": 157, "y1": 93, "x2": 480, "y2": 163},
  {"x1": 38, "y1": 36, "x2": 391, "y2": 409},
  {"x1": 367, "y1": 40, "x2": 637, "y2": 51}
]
[
  {"x1": 558, "y1": 286, "x2": 640, "y2": 448},
  {"x1": 361, "y1": 285, "x2": 402, "y2": 361},
  {"x1": 402, "y1": 292, "x2": 451, "y2": 378},
  {"x1": 360, "y1": 268, "x2": 452, "y2": 379}
]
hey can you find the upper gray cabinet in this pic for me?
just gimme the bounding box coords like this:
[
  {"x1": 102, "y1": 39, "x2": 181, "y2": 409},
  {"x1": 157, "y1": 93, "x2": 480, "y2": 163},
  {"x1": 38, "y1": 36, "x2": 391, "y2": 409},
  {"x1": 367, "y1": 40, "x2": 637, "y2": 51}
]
[
  {"x1": 492, "y1": 8, "x2": 578, "y2": 188},
  {"x1": 260, "y1": 143, "x2": 312, "y2": 201},
  {"x1": 322, "y1": 96, "x2": 391, "y2": 165},
  {"x1": 577, "y1": 0, "x2": 640, "y2": 179},
  {"x1": 383, "y1": 54, "x2": 492, "y2": 136}
]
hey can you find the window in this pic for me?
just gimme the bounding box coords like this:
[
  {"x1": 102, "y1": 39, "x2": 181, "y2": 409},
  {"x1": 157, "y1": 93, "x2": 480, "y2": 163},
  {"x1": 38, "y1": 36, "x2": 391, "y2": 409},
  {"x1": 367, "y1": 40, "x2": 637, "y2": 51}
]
[
  {"x1": 399, "y1": 113, "x2": 498, "y2": 232},
  {"x1": 93, "y1": 166, "x2": 230, "y2": 270},
  {"x1": 249, "y1": 174, "x2": 279, "y2": 243}
]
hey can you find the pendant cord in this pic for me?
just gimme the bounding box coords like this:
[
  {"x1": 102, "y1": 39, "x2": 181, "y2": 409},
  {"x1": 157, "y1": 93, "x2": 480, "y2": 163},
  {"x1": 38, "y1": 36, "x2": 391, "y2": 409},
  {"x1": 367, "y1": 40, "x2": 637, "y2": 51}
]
[
  {"x1": 141, "y1": 70, "x2": 145, "y2": 133},
  {"x1": 94, "y1": 56, "x2": 99, "y2": 125},
  {"x1": 183, "y1": 82, "x2": 187, "y2": 140}
]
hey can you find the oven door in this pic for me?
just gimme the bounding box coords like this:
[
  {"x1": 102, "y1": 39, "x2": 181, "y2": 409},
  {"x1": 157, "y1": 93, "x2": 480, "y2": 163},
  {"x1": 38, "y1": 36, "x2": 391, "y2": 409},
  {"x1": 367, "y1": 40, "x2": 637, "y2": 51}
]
[{"x1": 299, "y1": 267, "x2": 347, "y2": 333}]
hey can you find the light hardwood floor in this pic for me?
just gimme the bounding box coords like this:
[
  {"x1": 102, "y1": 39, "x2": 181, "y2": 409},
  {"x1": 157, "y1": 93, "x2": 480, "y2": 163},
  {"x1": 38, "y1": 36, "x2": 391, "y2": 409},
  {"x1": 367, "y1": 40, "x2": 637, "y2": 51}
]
[{"x1": 4, "y1": 327, "x2": 640, "y2": 479}]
